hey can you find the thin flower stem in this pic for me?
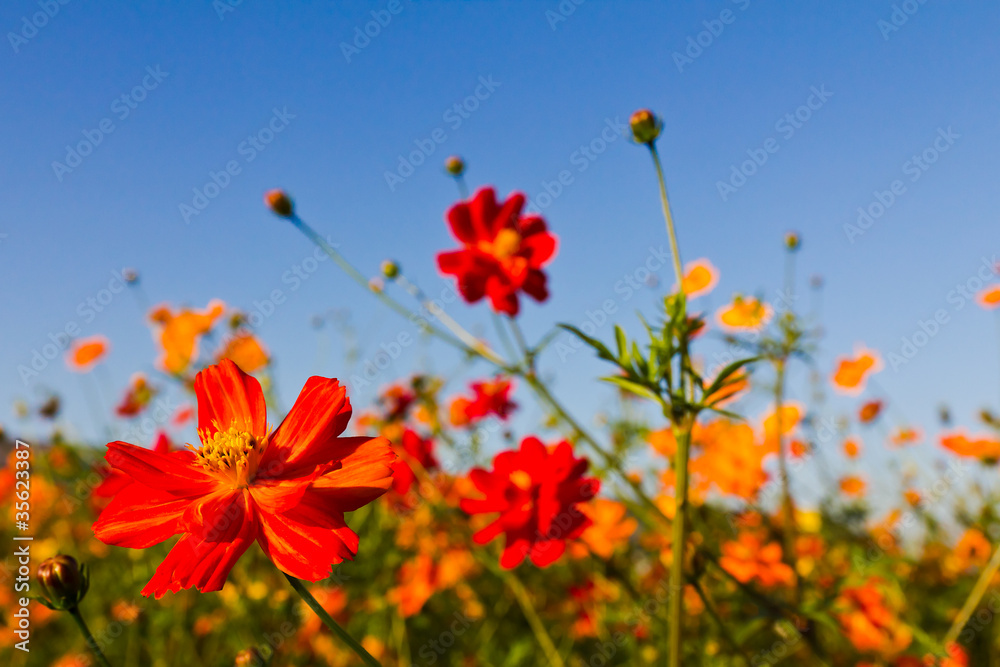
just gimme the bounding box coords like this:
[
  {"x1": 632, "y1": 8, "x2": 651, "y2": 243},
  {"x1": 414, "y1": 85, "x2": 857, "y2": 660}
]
[
  {"x1": 287, "y1": 214, "x2": 503, "y2": 365},
  {"x1": 507, "y1": 317, "x2": 530, "y2": 359},
  {"x1": 690, "y1": 578, "x2": 751, "y2": 666},
  {"x1": 68, "y1": 606, "x2": 114, "y2": 667},
  {"x1": 491, "y1": 312, "x2": 518, "y2": 362},
  {"x1": 454, "y1": 174, "x2": 469, "y2": 199},
  {"x1": 283, "y1": 573, "x2": 381, "y2": 667},
  {"x1": 773, "y1": 359, "x2": 798, "y2": 591},
  {"x1": 478, "y1": 557, "x2": 565, "y2": 667},
  {"x1": 394, "y1": 273, "x2": 507, "y2": 367},
  {"x1": 944, "y1": 540, "x2": 1000, "y2": 647},
  {"x1": 647, "y1": 144, "x2": 684, "y2": 287},
  {"x1": 668, "y1": 419, "x2": 693, "y2": 667}
]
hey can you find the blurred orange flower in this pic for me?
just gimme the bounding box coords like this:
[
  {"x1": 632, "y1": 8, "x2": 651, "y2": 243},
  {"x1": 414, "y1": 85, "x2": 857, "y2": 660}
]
[
  {"x1": 218, "y1": 332, "x2": 269, "y2": 373},
  {"x1": 148, "y1": 300, "x2": 225, "y2": 374},
  {"x1": 940, "y1": 431, "x2": 1000, "y2": 460},
  {"x1": 975, "y1": 285, "x2": 1000, "y2": 309},
  {"x1": 836, "y1": 581, "x2": 912, "y2": 657},
  {"x1": 573, "y1": 498, "x2": 637, "y2": 559},
  {"x1": 891, "y1": 427, "x2": 922, "y2": 447},
  {"x1": 843, "y1": 437, "x2": 861, "y2": 459},
  {"x1": 719, "y1": 533, "x2": 794, "y2": 587},
  {"x1": 678, "y1": 258, "x2": 719, "y2": 298},
  {"x1": 65, "y1": 335, "x2": 109, "y2": 372},
  {"x1": 840, "y1": 475, "x2": 866, "y2": 498},
  {"x1": 715, "y1": 295, "x2": 772, "y2": 332},
  {"x1": 831, "y1": 345, "x2": 883, "y2": 395},
  {"x1": 116, "y1": 373, "x2": 157, "y2": 417}
]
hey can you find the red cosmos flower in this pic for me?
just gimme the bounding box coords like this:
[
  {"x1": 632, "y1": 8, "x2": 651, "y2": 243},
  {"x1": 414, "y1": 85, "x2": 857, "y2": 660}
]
[
  {"x1": 460, "y1": 437, "x2": 599, "y2": 569},
  {"x1": 93, "y1": 359, "x2": 395, "y2": 598},
  {"x1": 437, "y1": 187, "x2": 558, "y2": 316},
  {"x1": 391, "y1": 429, "x2": 438, "y2": 496},
  {"x1": 450, "y1": 377, "x2": 518, "y2": 427}
]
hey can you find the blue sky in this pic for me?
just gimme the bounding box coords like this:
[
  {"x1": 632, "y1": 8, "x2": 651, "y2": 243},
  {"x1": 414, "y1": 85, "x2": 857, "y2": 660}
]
[{"x1": 3, "y1": 1, "x2": 1000, "y2": 507}]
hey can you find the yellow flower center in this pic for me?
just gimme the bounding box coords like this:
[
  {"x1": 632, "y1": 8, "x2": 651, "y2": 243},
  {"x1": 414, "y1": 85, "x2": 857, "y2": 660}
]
[
  {"x1": 479, "y1": 228, "x2": 522, "y2": 261},
  {"x1": 509, "y1": 470, "x2": 533, "y2": 491},
  {"x1": 192, "y1": 425, "x2": 265, "y2": 488}
]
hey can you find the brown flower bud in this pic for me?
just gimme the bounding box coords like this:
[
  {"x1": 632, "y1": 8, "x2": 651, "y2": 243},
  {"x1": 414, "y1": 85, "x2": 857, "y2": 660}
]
[
  {"x1": 264, "y1": 189, "x2": 294, "y2": 218},
  {"x1": 444, "y1": 155, "x2": 465, "y2": 176},
  {"x1": 37, "y1": 555, "x2": 88, "y2": 610},
  {"x1": 784, "y1": 231, "x2": 801, "y2": 251},
  {"x1": 629, "y1": 109, "x2": 661, "y2": 145}
]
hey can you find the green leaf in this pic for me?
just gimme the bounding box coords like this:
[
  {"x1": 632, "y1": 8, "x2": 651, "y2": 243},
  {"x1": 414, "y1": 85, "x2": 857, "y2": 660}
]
[
  {"x1": 703, "y1": 356, "x2": 759, "y2": 399},
  {"x1": 557, "y1": 324, "x2": 616, "y2": 363},
  {"x1": 603, "y1": 375, "x2": 661, "y2": 403}
]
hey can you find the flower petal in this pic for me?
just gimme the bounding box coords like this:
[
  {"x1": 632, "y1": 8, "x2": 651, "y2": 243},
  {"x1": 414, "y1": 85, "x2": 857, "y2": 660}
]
[
  {"x1": 261, "y1": 377, "x2": 352, "y2": 474},
  {"x1": 141, "y1": 492, "x2": 256, "y2": 598},
  {"x1": 308, "y1": 436, "x2": 396, "y2": 511},
  {"x1": 93, "y1": 483, "x2": 189, "y2": 548},
  {"x1": 105, "y1": 441, "x2": 216, "y2": 496},
  {"x1": 195, "y1": 358, "x2": 267, "y2": 438}
]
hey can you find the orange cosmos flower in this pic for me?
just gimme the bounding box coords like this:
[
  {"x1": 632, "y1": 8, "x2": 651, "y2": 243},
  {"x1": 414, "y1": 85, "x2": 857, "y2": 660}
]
[
  {"x1": 719, "y1": 533, "x2": 795, "y2": 587},
  {"x1": 891, "y1": 427, "x2": 921, "y2": 447},
  {"x1": 65, "y1": 335, "x2": 109, "y2": 372},
  {"x1": 572, "y1": 498, "x2": 638, "y2": 559},
  {"x1": 93, "y1": 359, "x2": 395, "y2": 598},
  {"x1": 448, "y1": 377, "x2": 518, "y2": 427},
  {"x1": 715, "y1": 295, "x2": 773, "y2": 332},
  {"x1": 218, "y1": 333, "x2": 269, "y2": 373},
  {"x1": 976, "y1": 285, "x2": 1000, "y2": 309},
  {"x1": 940, "y1": 431, "x2": 1000, "y2": 460},
  {"x1": 677, "y1": 258, "x2": 719, "y2": 298},
  {"x1": 904, "y1": 489, "x2": 921, "y2": 506},
  {"x1": 149, "y1": 300, "x2": 226, "y2": 374},
  {"x1": 840, "y1": 475, "x2": 867, "y2": 498},
  {"x1": 836, "y1": 580, "x2": 912, "y2": 657},
  {"x1": 843, "y1": 437, "x2": 861, "y2": 459},
  {"x1": 859, "y1": 399, "x2": 884, "y2": 424},
  {"x1": 388, "y1": 550, "x2": 475, "y2": 617},
  {"x1": 831, "y1": 345, "x2": 883, "y2": 395},
  {"x1": 762, "y1": 402, "x2": 804, "y2": 450},
  {"x1": 952, "y1": 528, "x2": 991, "y2": 570}
]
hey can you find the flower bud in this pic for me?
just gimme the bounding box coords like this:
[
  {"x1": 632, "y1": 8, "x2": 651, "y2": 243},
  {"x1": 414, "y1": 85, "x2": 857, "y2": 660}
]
[
  {"x1": 444, "y1": 155, "x2": 465, "y2": 176},
  {"x1": 37, "y1": 555, "x2": 88, "y2": 610},
  {"x1": 380, "y1": 260, "x2": 400, "y2": 280},
  {"x1": 629, "y1": 109, "x2": 661, "y2": 145},
  {"x1": 264, "y1": 189, "x2": 294, "y2": 218},
  {"x1": 235, "y1": 647, "x2": 266, "y2": 666},
  {"x1": 784, "y1": 231, "x2": 801, "y2": 251},
  {"x1": 369, "y1": 277, "x2": 385, "y2": 294},
  {"x1": 122, "y1": 268, "x2": 139, "y2": 285}
]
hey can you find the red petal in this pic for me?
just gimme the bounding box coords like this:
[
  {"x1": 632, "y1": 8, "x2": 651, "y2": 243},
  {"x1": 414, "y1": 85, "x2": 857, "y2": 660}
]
[
  {"x1": 492, "y1": 191, "x2": 526, "y2": 237},
  {"x1": 93, "y1": 483, "x2": 189, "y2": 548},
  {"x1": 105, "y1": 441, "x2": 216, "y2": 496},
  {"x1": 308, "y1": 436, "x2": 396, "y2": 511},
  {"x1": 195, "y1": 359, "x2": 267, "y2": 439},
  {"x1": 261, "y1": 377, "x2": 352, "y2": 475},
  {"x1": 254, "y1": 490, "x2": 359, "y2": 581},
  {"x1": 141, "y1": 492, "x2": 256, "y2": 598}
]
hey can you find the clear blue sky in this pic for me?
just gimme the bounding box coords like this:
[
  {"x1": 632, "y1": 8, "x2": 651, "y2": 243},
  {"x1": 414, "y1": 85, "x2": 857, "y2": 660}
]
[{"x1": 3, "y1": 1, "x2": 1000, "y2": 506}]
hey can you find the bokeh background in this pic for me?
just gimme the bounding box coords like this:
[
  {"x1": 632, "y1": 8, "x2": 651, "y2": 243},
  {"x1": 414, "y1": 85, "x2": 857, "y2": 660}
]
[{"x1": 3, "y1": 0, "x2": 1000, "y2": 507}]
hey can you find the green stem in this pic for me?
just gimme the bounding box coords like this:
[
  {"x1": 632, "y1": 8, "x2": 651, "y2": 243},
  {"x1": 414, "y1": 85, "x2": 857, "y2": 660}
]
[
  {"x1": 283, "y1": 573, "x2": 381, "y2": 667},
  {"x1": 944, "y1": 541, "x2": 1000, "y2": 647},
  {"x1": 648, "y1": 144, "x2": 684, "y2": 287},
  {"x1": 68, "y1": 606, "x2": 114, "y2": 667},
  {"x1": 773, "y1": 359, "x2": 799, "y2": 596},
  {"x1": 668, "y1": 418, "x2": 693, "y2": 667}
]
